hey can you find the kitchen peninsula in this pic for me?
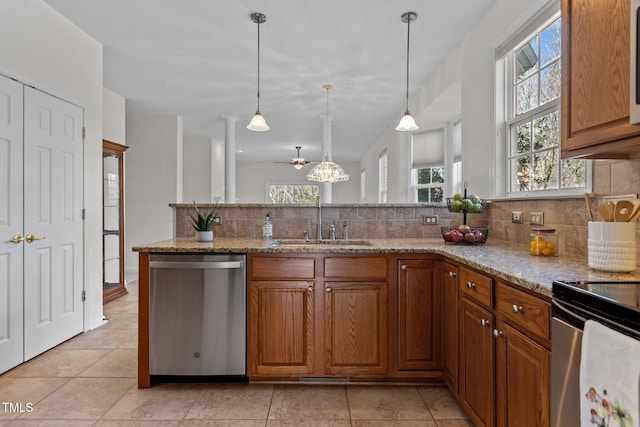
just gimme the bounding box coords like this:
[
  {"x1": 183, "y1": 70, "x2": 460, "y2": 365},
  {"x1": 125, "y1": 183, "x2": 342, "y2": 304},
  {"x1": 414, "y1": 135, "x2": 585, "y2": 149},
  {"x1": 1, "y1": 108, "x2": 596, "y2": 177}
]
[{"x1": 133, "y1": 237, "x2": 640, "y2": 427}]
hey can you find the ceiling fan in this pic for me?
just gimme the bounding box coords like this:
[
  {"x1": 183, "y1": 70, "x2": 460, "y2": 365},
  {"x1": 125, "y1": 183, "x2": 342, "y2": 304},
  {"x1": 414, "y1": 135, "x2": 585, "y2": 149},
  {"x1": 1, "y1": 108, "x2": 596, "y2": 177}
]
[{"x1": 275, "y1": 146, "x2": 317, "y2": 169}]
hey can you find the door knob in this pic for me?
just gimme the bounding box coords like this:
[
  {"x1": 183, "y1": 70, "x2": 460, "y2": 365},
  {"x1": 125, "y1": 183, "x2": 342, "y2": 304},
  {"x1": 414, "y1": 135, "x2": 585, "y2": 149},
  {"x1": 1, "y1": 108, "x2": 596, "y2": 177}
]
[
  {"x1": 25, "y1": 234, "x2": 46, "y2": 243},
  {"x1": 8, "y1": 234, "x2": 24, "y2": 244}
]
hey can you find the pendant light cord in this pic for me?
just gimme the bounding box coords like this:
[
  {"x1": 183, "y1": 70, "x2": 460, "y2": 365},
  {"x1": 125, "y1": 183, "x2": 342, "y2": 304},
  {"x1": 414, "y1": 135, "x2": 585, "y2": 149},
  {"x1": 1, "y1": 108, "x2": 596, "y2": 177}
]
[
  {"x1": 404, "y1": 14, "x2": 411, "y2": 112},
  {"x1": 256, "y1": 18, "x2": 261, "y2": 112}
]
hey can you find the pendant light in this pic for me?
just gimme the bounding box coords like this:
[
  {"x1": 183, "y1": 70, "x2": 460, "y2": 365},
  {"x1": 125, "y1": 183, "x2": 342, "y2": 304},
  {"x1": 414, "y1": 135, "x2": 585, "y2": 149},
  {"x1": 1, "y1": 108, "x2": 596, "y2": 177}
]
[
  {"x1": 247, "y1": 12, "x2": 269, "y2": 131},
  {"x1": 306, "y1": 85, "x2": 349, "y2": 183},
  {"x1": 396, "y1": 11, "x2": 419, "y2": 132}
]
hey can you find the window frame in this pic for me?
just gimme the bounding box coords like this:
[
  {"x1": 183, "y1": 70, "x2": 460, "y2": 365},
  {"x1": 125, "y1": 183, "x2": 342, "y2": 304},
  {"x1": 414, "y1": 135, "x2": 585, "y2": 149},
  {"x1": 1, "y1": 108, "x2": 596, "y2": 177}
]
[
  {"x1": 495, "y1": 4, "x2": 592, "y2": 199},
  {"x1": 378, "y1": 149, "x2": 388, "y2": 203}
]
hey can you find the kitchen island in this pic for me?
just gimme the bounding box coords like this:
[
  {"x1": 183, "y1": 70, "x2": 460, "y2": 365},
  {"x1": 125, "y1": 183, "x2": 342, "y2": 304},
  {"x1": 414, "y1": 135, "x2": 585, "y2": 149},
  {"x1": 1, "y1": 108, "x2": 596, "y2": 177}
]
[{"x1": 133, "y1": 237, "x2": 640, "y2": 427}]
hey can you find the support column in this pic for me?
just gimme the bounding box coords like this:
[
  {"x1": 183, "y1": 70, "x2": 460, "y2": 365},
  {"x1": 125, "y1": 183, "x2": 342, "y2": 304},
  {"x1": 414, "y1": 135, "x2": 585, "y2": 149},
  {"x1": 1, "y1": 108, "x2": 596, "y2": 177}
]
[
  {"x1": 221, "y1": 115, "x2": 238, "y2": 203},
  {"x1": 321, "y1": 113, "x2": 333, "y2": 202}
]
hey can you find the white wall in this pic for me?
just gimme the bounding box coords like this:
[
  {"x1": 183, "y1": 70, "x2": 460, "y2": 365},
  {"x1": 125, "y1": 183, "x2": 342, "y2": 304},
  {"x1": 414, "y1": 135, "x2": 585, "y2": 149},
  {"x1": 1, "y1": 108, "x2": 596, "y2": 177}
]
[
  {"x1": 125, "y1": 115, "x2": 182, "y2": 273},
  {"x1": 183, "y1": 135, "x2": 213, "y2": 203},
  {"x1": 236, "y1": 161, "x2": 359, "y2": 203},
  {"x1": 360, "y1": 0, "x2": 552, "y2": 202},
  {"x1": 103, "y1": 88, "x2": 126, "y2": 144},
  {"x1": 0, "y1": 0, "x2": 104, "y2": 330}
]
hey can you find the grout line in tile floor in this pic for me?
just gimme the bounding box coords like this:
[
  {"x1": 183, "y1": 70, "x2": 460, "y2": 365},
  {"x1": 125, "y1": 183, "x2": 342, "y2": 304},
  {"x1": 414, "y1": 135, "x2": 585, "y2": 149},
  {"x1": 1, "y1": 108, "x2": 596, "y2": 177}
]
[{"x1": 0, "y1": 280, "x2": 472, "y2": 426}]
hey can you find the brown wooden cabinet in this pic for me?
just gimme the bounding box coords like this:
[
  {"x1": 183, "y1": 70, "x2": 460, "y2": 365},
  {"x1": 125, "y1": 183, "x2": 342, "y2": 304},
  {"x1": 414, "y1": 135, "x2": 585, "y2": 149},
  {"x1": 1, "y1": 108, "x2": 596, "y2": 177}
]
[
  {"x1": 494, "y1": 281, "x2": 551, "y2": 427},
  {"x1": 561, "y1": 0, "x2": 640, "y2": 158},
  {"x1": 247, "y1": 253, "x2": 390, "y2": 379},
  {"x1": 460, "y1": 293, "x2": 495, "y2": 427},
  {"x1": 247, "y1": 255, "x2": 317, "y2": 378},
  {"x1": 396, "y1": 258, "x2": 441, "y2": 373},
  {"x1": 495, "y1": 322, "x2": 550, "y2": 427},
  {"x1": 441, "y1": 261, "x2": 459, "y2": 391}
]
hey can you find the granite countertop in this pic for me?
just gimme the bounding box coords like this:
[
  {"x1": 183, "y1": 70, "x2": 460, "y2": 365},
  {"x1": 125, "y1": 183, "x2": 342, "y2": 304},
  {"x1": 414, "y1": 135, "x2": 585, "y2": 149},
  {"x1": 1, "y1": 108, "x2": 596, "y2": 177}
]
[{"x1": 133, "y1": 237, "x2": 640, "y2": 298}]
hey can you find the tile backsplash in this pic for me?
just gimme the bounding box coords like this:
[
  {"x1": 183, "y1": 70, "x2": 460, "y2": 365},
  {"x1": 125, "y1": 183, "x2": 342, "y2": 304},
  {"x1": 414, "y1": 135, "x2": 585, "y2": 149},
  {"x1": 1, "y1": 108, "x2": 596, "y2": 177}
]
[{"x1": 174, "y1": 158, "x2": 640, "y2": 266}]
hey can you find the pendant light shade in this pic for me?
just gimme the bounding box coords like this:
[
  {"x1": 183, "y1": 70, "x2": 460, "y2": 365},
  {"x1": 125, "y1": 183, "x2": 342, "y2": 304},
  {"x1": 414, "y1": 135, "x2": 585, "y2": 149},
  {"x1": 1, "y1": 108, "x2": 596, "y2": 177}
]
[
  {"x1": 306, "y1": 85, "x2": 349, "y2": 183},
  {"x1": 306, "y1": 157, "x2": 350, "y2": 182},
  {"x1": 247, "y1": 12, "x2": 269, "y2": 132},
  {"x1": 396, "y1": 11, "x2": 419, "y2": 132}
]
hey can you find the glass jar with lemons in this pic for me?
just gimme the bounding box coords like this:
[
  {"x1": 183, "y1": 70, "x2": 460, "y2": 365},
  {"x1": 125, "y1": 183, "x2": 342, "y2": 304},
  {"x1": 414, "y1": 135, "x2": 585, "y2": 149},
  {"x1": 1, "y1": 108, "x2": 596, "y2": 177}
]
[{"x1": 530, "y1": 228, "x2": 559, "y2": 256}]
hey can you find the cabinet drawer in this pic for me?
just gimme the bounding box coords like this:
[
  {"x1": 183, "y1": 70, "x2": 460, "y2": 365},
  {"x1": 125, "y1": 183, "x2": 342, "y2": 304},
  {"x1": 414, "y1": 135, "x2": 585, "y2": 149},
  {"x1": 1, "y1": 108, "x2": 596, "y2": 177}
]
[
  {"x1": 496, "y1": 282, "x2": 550, "y2": 343},
  {"x1": 459, "y1": 267, "x2": 492, "y2": 307},
  {"x1": 251, "y1": 256, "x2": 316, "y2": 280},
  {"x1": 324, "y1": 257, "x2": 387, "y2": 279}
]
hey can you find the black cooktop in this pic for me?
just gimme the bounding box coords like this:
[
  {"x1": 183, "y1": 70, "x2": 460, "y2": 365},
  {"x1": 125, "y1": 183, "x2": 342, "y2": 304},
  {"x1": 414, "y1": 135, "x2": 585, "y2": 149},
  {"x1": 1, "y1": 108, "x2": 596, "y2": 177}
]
[{"x1": 553, "y1": 280, "x2": 640, "y2": 333}]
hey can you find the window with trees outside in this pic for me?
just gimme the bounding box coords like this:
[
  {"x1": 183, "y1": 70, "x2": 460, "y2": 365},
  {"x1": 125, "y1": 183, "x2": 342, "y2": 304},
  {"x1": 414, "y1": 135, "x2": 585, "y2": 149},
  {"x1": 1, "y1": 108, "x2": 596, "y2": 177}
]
[
  {"x1": 412, "y1": 128, "x2": 451, "y2": 203},
  {"x1": 268, "y1": 183, "x2": 319, "y2": 204},
  {"x1": 497, "y1": 3, "x2": 589, "y2": 196}
]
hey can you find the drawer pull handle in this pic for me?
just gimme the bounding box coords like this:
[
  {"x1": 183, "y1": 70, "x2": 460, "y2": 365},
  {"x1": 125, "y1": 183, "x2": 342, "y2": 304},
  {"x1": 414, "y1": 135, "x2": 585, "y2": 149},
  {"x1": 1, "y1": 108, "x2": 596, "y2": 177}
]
[
  {"x1": 493, "y1": 329, "x2": 504, "y2": 338},
  {"x1": 449, "y1": 271, "x2": 456, "y2": 278},
  {"x1": 466, "y1": 282, "x2": 476, "y2": 289},
  {"x1": 512, "y1": 305, "x2": 523, "y2": 314},
  {"x1": 481, "y1": 319, "x2": 490, "y2": 327}
]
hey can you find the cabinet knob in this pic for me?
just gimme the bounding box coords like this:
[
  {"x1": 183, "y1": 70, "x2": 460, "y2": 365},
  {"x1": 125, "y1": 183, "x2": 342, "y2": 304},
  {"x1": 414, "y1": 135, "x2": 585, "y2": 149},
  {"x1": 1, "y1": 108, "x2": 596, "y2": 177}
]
[
  {"x1": 466, "y1": 282, "x2": 476, "y2": 289},
  {"x1": 308, "y1": 286, "x2": 313, "y2": 292},
  {"x1": 449, "y1": 271, "x2": 456, "y2": 277},
  {"x1": 481, "y1": 319, "x2": 490, "y2": 327},
  {"x1": 512, "y1": 304, "x2": 523, "y2": 314},
  {"x1": 325, "y1": 287, "x2": 332, "y2": 293},
  {"x1": 401, "y1": 265, "x2": 407, "y2": 270},
  {"x1": 493, "y1": 329, "x2": 504, "y2": 338}
]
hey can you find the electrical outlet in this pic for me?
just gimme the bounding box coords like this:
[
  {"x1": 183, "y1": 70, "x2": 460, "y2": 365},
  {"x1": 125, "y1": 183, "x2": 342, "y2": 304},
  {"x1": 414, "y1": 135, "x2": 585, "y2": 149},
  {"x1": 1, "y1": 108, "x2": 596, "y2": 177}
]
[
  {"x1": 423, "y1": 215, "x2": 439, "y2": 225},
  {"x1": 213, "y1": 216, "x2": 223, "y2": 225},
  {"x1": 512, "y1": 211, "x2": 523, "y2": 224},
  {"x1": 530, "y1": 212, "x2": 544, "y2": 226}
]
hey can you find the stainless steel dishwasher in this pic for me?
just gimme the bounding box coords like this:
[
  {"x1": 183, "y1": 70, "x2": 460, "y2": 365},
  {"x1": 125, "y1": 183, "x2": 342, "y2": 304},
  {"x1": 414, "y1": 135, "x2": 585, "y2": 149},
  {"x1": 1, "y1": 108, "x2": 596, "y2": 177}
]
[{"x1": 149, "y1": 253, "x2": 246, "y2": 380}]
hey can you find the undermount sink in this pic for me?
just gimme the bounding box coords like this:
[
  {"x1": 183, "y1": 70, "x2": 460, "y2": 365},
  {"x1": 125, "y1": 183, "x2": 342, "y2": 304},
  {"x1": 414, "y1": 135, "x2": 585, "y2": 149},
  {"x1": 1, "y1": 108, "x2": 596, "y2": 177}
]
[{"x1": 267, "y1": 239, "x2": 373, "y2": 247}]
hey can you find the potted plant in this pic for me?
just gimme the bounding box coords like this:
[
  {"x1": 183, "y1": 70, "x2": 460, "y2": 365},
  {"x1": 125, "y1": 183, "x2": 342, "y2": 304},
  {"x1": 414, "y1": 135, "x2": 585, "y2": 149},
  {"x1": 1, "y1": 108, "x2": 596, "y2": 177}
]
[{"x1": 190, "y1": 201, "x2": 219, "y2": 242}]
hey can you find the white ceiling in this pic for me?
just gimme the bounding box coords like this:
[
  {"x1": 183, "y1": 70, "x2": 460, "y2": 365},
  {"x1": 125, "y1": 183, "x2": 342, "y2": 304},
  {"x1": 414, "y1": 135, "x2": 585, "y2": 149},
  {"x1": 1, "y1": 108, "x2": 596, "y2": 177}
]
[{"x1": 44, "y1": 0, "x2": 493, "y2": 163}]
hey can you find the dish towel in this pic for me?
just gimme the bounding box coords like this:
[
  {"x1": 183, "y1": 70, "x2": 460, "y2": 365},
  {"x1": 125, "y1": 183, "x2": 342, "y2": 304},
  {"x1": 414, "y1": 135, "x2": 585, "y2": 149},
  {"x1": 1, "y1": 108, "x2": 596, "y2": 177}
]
[{"x1": 580, "y1": 320, "x2": 640, "y2": 427}]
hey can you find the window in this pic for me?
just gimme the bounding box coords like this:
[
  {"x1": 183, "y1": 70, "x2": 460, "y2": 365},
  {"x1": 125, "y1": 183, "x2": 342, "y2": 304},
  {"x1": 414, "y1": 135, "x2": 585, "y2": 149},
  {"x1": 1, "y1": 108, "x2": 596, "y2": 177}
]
[
  {"x1": 378, "y1": 150, "x2": 387, "y2": 203},
  {"x1": 267, "y1": 183, "x2": 319, "y2": 204},
  {"x1": 412, "y1": 128, "x2": 446, "y2": 203},
  {"x1": 496, "y1": 1, "x2": 589, "y2": 197}
]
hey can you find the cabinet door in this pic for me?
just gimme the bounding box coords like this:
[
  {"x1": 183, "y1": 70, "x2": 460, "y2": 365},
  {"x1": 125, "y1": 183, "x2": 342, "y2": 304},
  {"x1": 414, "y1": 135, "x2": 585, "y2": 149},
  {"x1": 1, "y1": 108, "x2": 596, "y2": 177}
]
[
  {"x1": 247, "y1": 280, "x2": 314, "y2": 377},
  {"x1": 561, "y1": 0, "x2": 640, "y2": 157},
  {"x1": 460, "y1": 298, "x2": 495, "y2": 427},
  {"x1": 325, "y1": 281, "x2": 388, "y2": 376},
  {"x1": 398, "y1": 259, "x2": 440, "y2": 371},
  {"x1": 441, "y1": 262, "x2": 459, "y2": 391},
  {"x1": 495, "y1": 322, "x2": 550, "y2": 427}
]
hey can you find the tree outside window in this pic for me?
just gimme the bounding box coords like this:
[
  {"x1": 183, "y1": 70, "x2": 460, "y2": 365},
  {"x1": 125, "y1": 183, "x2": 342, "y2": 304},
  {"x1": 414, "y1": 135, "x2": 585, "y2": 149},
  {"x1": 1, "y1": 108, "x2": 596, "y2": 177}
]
[
  {"x1": 268, "y1": 184, "x2": 319, "y2": 204},
  {"x1": 415, "y1": 166, "x2": 444, "y2": 203}
]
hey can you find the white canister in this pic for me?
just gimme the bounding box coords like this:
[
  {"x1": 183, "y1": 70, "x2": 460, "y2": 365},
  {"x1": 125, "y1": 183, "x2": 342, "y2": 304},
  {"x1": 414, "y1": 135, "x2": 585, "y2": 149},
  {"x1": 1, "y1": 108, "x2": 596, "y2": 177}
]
[{"x1": 587, "y1": 221, "x2": 637, "y2": 272}]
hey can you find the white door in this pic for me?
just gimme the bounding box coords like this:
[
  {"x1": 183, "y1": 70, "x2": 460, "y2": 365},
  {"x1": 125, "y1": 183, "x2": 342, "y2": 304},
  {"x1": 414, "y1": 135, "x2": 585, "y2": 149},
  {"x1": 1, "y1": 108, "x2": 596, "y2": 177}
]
[
  {"x1": 23, "y1": 86, "x2": 84, "y2": 360},
  {"x1": 0, "y1": 75, "x2": 24, "y2": 373}
]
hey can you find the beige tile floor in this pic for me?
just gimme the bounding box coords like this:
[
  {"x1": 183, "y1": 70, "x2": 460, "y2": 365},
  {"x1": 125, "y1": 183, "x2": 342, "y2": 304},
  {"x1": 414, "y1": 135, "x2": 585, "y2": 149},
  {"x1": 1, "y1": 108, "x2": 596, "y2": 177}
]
[{"x1": 0, "y1": 281, "x2": 472, "y2": 426}]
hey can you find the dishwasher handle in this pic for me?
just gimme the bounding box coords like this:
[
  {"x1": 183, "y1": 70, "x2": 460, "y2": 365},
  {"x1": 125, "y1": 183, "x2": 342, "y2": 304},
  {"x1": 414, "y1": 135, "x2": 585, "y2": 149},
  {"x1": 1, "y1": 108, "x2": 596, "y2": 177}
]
[{"x1": 150, "y1": 260, "x2": 243, "y2": 270}]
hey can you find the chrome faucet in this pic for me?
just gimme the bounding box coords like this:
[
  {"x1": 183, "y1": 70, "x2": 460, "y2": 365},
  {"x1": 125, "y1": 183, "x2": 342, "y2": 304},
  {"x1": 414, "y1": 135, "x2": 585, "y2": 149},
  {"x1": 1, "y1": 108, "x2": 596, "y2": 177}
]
[
  {"x1": 316, "y1": 196, "x2": 323, "y2": 240},
  {"x1": 343, "y1": 221, "x2": 349, "y2": 240},
  {"x1": 329, "y1": 223, "x2": 336, "y2": 240}
]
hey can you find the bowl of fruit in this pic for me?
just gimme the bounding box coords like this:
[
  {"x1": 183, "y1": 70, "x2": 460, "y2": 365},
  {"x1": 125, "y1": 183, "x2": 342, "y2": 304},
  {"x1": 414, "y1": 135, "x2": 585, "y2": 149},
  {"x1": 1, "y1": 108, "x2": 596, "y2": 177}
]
[
  {"x1": 446, "y1": 193, "x2": 487, "y2": 213},
  {"x1": 441, "y1": 225, "x2": 489, "y2": 245}
]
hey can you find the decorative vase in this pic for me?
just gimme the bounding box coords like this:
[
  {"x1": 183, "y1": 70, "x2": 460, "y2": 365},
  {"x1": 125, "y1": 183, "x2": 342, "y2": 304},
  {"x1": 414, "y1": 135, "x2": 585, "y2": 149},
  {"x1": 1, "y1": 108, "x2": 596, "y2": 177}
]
[{"x1": 195, "y1": 230, "x2": 213, "y2": 242}]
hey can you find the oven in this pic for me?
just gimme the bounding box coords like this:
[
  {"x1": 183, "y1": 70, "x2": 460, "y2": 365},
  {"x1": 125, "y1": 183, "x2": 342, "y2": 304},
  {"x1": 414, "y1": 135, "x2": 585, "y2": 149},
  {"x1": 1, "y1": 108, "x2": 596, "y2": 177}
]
[{"x1": 551, "y1": 280, "x2": 640, "y2": 427}]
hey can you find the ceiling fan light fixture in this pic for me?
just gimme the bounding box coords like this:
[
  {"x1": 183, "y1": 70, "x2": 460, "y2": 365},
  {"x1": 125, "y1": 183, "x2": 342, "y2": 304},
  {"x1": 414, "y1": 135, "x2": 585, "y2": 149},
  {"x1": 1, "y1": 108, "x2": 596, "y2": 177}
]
[
  {"x1": 293, "y1": 162, "x2": 305, "y2": 170},
  {"x1": 396, "y1": 11, "x2": 419, "y2": 132},
  {"x1": 247, "y1": 12, "x2": 269, "y2": 132}
]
